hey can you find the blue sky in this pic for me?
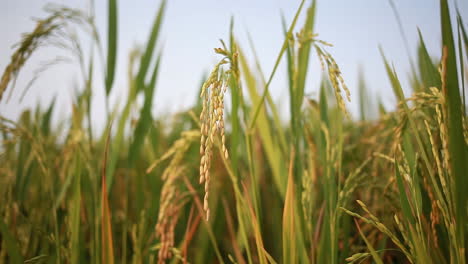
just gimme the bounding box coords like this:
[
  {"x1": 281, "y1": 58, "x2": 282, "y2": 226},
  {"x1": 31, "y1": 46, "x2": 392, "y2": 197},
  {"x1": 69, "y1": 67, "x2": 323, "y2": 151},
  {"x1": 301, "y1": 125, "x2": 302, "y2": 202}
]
[{"x1": 1, "y1": 0, "x2": 467, "y2": 131}]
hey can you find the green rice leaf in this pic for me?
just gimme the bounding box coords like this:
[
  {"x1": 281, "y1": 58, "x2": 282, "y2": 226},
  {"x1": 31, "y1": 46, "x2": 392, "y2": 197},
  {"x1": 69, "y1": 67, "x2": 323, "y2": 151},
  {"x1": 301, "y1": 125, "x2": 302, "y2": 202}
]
[
  {"x1": 128, "y1": 53, "x2": 161, "y2": 165},
  {"x1": 70, "y1": 153, "x2": 82, "y2": 264},
  {"x1": 417, "y1": 29, "x2": 440, "y2": 89},
  {"x1": 440, "y1": 0, "x2": 467, "y2": 236},
  {"x1": 354, "y1": 219, "x2": 384, "y2": 264},
  {"x1": 394, "y1": 160, "x2": 415, "y2": 225},
  {"x1": 101, "y1": 125, "x2": 115, "y2": 264},
  {"x1": 105, "y1": 0, "x2": 118, "y2": 96},
  {"x1": 249, "y1": 0, "x2": 306, "y2": 128},
  {"x1": 0, "y1": 219, "x2": 24, "y2": 263},
  {"x1": 135, "y1": 0, "x2": 165, "y2": 92}
]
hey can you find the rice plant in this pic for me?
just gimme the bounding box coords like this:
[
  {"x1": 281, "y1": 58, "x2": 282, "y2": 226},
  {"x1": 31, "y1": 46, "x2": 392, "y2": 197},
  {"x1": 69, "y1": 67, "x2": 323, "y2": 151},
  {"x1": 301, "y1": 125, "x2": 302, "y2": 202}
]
[{"x1": 1, "y1": 0, "x2": 467, "y2": 263}]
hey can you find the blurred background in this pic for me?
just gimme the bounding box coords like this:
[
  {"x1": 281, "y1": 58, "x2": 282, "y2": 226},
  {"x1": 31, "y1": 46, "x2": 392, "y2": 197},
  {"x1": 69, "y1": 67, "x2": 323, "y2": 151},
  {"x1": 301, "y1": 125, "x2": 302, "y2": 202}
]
[{"x1": 1, "y1": 0, "x2": 467, "y2": 132}]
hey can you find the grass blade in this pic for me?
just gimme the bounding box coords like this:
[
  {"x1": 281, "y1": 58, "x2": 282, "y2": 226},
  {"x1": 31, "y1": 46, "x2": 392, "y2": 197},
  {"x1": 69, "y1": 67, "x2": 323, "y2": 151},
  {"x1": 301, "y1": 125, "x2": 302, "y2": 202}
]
[
  {"x1": 70, "y1": 153, "x2": 82, "y2": 264},
  {"x1": 106, "y1": 48, "x2": 140, "y2": 188},
  {"x1": 457, "y1": 11, "x2": 468, "y2": 109},
  {"x1": 440, "y1": 0, "x2": 467, "y2": 238},
  {"x1": 282, "y1": 150, "x2": 297, "y2": 264},
  {"x1": 249, "y1": 0, "x2": 307, "y2": 128},
  {"x1": 105, "y1": 0, "x2": 118, "y2": 96},
  {"x1": 101, "y1": 124, "x2": 115, "y2": 264},
  {"x1": 239, "y1": 48, "x2": 287, "y2": 197},
  {"x1": 128, "y1": 53, "x2": 161, "y2": 165},
  {"x1": 135, "y1": 0, "x2": 165, "y2": 92},
  {"x1": 417, "y1": 29, "x2": 441, "y2": 89},
  {"x1": 0, "y1": 219, "x2": 24, "y2": 263},
  {"x1": 295, "y1": 0, "x2": 316, "y2": 110},
  {"x1": 41, "y1": 96, "x2": 56, "y2": 135},
  {"x1": 354, "y1": 219, "x2": 384, "y2": 264},
  {"x1": 394, "y1": 160, "x2": 415, "y2": 225},
  {"x1": 228, "y1": 19, "x2": 241, "y2": 175}
]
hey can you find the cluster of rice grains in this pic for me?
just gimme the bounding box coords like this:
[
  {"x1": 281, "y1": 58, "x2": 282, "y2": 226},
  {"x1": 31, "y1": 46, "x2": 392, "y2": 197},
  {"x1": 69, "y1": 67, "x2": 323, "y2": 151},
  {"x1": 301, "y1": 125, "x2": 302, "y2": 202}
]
[
  {"x1": 199, "y1": 59, "x2": 230, "y2": 221},
  {"x1": 149, "y1": 130, "x2": 200, "y2": 264},
  {"x1": 155, "y1": 166, "x2": 184, "y2": 264},
  {"x1": 311, "y1": 34, "x2": 351, "y2": 117},
  {"x1": 0, "y1": 6, "x2": 90, "y2": 102}
]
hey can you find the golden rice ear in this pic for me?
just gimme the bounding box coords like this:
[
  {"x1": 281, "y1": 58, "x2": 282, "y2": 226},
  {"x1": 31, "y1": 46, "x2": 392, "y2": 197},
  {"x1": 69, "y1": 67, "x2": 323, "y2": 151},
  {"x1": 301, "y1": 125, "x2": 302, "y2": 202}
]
[
  {"x1": 0, "y1": 6, "x2": 91, "y2": 102},
  {"x1": 198, "y1": 59, "x2": 230, "y2": 221},
  {"x1": 149, "y1": 130, "x2": 199, "y2": 264}
]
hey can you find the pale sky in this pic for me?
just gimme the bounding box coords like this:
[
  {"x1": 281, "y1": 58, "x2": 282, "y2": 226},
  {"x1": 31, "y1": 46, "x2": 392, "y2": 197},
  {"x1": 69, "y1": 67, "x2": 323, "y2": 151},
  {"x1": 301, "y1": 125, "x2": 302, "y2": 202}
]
[{"x1": 1, "y1": 0, "x2": 467, "y2": 132}]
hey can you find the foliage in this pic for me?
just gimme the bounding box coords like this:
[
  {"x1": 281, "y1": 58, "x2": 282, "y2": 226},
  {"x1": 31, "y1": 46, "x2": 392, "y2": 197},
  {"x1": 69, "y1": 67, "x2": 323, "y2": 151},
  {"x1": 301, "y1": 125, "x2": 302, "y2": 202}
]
[{"x1": 1, "y1": 0, "x2": 467, "y2": 263}]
